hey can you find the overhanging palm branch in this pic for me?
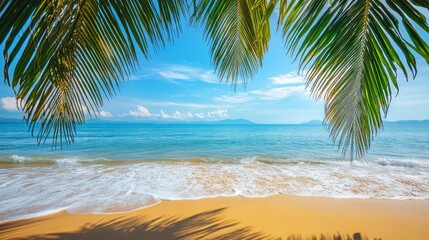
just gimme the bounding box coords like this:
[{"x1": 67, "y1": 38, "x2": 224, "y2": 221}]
[
  {"x1": 0, "y1": 0, "x2": 187, "y2": 147},
  {"x1": 192, "y1": 0, "x2": 276, "y2": 84},
  {"x1": 278, "y1": 0, "x2": 429, "y2": 158}
]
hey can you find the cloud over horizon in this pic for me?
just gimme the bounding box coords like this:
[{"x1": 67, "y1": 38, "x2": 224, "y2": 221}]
[
  {"x1": 127, "y1": 105, "x2": 228, "y2": 121},
  {"x1": 1, "y1": 97, "x2": 19, "y2": 112},
  {"x1": 99, "y1": 111, "x2": 113, "y2": 118}
]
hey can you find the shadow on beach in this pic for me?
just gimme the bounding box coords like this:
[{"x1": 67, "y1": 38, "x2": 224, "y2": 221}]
[{"x1": 0, "y1": 208, "x2": 379, "y2": 240}]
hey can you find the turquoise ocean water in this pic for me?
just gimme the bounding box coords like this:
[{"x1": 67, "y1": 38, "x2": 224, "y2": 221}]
[{"x1": 1, "y1": 122, "x2": 428, "y2": 222}]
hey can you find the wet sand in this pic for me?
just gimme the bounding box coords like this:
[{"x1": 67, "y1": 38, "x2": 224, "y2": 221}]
[{"x1": 1, "y1": 195, "x2": 428, "y2": 240}]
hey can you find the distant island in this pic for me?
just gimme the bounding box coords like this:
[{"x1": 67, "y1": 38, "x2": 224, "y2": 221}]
[
  {"x1": 192, "y1": 119, "x2": 256, "y2": 125},
  {"x1": 301, "y1": 120, "x2": 323, "y2": 125},
  {"x1": 384, "y1": 119, "x2": 429, "y2": 124}
]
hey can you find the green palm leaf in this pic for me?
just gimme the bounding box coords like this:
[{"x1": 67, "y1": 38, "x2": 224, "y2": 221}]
[
  {"x1": 1, "y1": 0, "x2": 187, "y2": 147},
  {"x1": 192, "y1": 0, "x2": 276, "y2": 84},
  {"x1": 278, "y1": 0, "x2": 429, "y2": 158}
]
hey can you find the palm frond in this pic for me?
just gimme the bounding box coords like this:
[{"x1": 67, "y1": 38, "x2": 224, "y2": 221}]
[
  {"x1": 278, "y1": 0, "x2": 429, "y2": 158},
  {"x1": 1, "y1": 0, "x2": 187, "y2": 147},
  {"x1": 192, "y1": 0, "x2": 275, "y2": 85}
]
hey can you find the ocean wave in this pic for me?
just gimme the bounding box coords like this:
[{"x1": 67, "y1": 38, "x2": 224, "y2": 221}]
[
  {"x1": 10, "y1": 154, "x2": 30, "y2": 162},
  {"x1": 1, "y1": 154, "x2": 429, "y2": 168},
  {"x1": 0, "y1": 155, "x2": 119, "y2": 166},
  {"x1": 372, "y1": 157, "x2": 429, "y2": 168},
  {"x1": 1, "y1": 156, "x2": 428, "y2": 222}
]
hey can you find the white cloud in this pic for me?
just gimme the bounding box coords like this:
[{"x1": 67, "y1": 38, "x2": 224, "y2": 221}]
[
  {"x1": 158, "y1": 71, "x2": 190, "y2": 80},
  {"x1": 129, "y1": 105, "x2": 152, "y2": 117},
  {"x1": 213, "y1": 85, "x2": 306, "y2": 103},
  {"x1": 145, "y1": 101, "x2": 226, "y2": 109},
  {"x1": 162, "y1": 110, "x2": 195, "y2": 120},
  {"x1": 128, "y1": 105, "x2": 228, "y2": 121},
  {"x1": 129, "y1": 74, "x2": 150, "y2": 81},
  {"x1": 211, "y1": 71, "x2": 308, "y2": 104},
  {"x1": 1, "y1": 97, "x2": 19, "y2": 111},
  {"x1": 160, "y1": 110, "x2": 169, "y2": 119},
  {"x1": 160, "y1": 109, "x2": 228, "y2": 120},
  {"x1": 269, "y1": 72, "x2": 305, "y2": 85},
  {"x1": 250, "y1": 85, "x2": 306, "y2": 100},
  {"x1": 207, "y1": 109, "x2": 228, "y2": 119},
  {"x1": 128, "y1": 65, "x2": 219, "y2": 83},
  {"x1": 194, "y1": 113, "x2": 205, "y2": 119},
  {"x1": 153, "y1": 65, "x2": 219, "y2": 84},
  {"x1": 214, "y1": 93, "x2": 252, "y2": 103},
  {"x1": 99, "y1": 111, "x2": 112, "y2": 118}
]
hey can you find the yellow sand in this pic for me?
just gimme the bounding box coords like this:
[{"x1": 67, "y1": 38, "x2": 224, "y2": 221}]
[{"x1": 1, "y1": 195, "x2": 428, "y2": 240}]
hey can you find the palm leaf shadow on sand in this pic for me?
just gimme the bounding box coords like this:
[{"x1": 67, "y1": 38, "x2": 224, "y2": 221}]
[
  {"x1": 2, "y1": 208, "x2": 379, "y2": 240},
  {"x1": 0, "y1": 217, "x2": 42, "y2": 237}
]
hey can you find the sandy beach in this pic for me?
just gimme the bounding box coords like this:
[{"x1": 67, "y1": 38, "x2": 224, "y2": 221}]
[
  {"x1": 1, "y1": 195, "x2": 429, "y2": 240},
  {"x1": 2, "y1": 0, "x2": 429, "y2": 239}
]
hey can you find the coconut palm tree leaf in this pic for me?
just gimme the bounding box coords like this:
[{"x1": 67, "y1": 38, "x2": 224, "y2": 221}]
[
  {"x1": 192, "y1": 0, "x2": 274, "y2": 85},
  {"x1": 1, "y1": 0, "x2": 187, "y2": 147},
  {"x1": 278, "y1": 0, "x2": 429, "y2": 158}
]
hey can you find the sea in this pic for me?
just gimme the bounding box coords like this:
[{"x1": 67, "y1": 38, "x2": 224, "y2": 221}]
[{"x1": 1, "y1": 121, "x2": 428, "y2": 222}]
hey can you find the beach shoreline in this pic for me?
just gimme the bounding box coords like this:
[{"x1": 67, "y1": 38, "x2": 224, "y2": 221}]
[{"x1": 1, "y1": 195, "x2": 428, "y2": 240}]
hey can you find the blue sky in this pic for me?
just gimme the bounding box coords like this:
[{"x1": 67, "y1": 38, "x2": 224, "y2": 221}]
[{"x1": 1, "y1": 14, "x2": 428, "y2": 124}]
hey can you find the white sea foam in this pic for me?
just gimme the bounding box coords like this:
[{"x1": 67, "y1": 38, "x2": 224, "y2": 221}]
[
  {"x1": 239, "y1": 156, "x2": 256, "y2": 164},
  {"x1": 1, "y1": 157, "x2": 428, "y2": 222},
  {"x1": 55, "y1": 157, "x2": 80, "y2": 165},
  {"x1": 10, "y1": 154, "x2": 30, "y2": 162}
]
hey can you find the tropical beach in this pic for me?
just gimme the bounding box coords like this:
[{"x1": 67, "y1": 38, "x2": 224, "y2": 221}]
[
  {"x1": 1, "y1": 1, "x2": 429, "y2": 239},
  {"x1": 1, "y1": 122, "x2": 429, "y2": 239}
]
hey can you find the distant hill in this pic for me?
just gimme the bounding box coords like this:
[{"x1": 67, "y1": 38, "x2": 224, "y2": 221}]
[
  {"x1": 209, "y1": 119, "x2": 255, "y2": 124},
  {"x1": 192, "y1": 119, "x2": 256, "y2": 125},
  {"x1": 385, "y1": 119, "x2": 429, "y2": 124},
  {"x1": 301, "y1": 120, "x2": 323, "y2": 125}
]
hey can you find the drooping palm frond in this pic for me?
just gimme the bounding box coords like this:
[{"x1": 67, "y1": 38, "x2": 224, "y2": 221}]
[
  {"x1": 278, "y1": 0, "x2": 429, "y2": 158},
  {"x1": 0, "y1": 0, "x2": 187, "y2": 147},
  {"x1": 192, "y1": 0, "x2": 276, "y2": 85}
]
